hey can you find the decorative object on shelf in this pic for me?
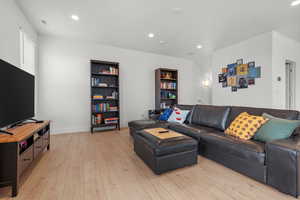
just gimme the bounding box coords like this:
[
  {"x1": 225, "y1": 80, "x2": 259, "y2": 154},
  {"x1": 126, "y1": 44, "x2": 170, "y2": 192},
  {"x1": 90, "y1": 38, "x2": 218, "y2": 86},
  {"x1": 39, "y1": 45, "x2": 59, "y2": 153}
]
[
  {"x1": 91, "y1": 60, "x2": 120, "y2": 133},
  {"x1": 161, "y1": 72, "x2": 174, "y2": 80},
  {"x1": 155, "y1": 68, "x2": 178, "y2": 109},
  {"x1": 218, "y1": 59, "x2": 262, "y2": 92}
]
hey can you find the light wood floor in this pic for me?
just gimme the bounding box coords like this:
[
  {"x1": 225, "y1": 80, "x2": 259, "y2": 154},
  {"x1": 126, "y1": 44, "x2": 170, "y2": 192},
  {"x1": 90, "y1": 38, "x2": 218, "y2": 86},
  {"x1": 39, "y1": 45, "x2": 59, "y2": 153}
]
[{"x1": 0, "y1": 129, "x2": 297, "y2": 200}]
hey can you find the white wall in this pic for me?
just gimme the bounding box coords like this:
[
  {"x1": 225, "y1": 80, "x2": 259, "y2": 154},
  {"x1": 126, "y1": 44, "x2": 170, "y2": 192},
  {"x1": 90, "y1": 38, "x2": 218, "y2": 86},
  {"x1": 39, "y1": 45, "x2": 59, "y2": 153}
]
[
  {"x1": 272, "y1": 32, "x2": 300, "y2": 110},
  {"x1": 0, "y1": 0, "x2": 38, "y2": 116},
  {"x1": 0, "y1": 0, "x2": 37, "y2": 71},
  {"x1": 38, "y1": 36, "x2": 198, "y2": 134},
  {"x1": 195, "y1": 55, "x2": 213, "y2": 104},
  {"x1": 211, "y1": 32, "x2": 273, "y2": 108}
]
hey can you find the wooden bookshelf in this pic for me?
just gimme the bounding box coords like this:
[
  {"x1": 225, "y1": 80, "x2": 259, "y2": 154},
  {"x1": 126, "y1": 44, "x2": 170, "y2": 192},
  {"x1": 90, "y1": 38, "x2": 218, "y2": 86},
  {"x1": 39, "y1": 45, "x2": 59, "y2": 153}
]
[
  {"x1": 90, "y1": 60, "x2": 120, "y2": 133},
  {"x1": 155, "y1": 68, "x2": 178, "y2": 109}
]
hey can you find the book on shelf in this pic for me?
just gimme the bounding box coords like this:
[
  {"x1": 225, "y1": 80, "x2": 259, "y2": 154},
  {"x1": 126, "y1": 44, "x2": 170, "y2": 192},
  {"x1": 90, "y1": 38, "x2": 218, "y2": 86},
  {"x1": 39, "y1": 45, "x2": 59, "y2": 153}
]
[
  {"x1": 93, "y1": 95, "x2": 104, "y2": 100},
  {"x1": 93, "y1": 91, "x2": 118, "y2": 100},
  {"x1": 92, "y1": 114, "x2": 103, "y2": 125},
  {"x1": 92, "y1": 78, "x2": 118, "y2": 87},
  {"x1": 160, "y1": 82, "x2": 176, "y2": 89},
  {"x1": 94, "y1": 67, "x2": 119, "y2": 75},
  {"x1": 109, "y1": 106, "x2": 118, "y2": 111},
  {"x1": 93, "y1": 103, "x2": 118, "y2": 112},
  {"x1": 104, "y1": 117, "x2": 119, "y2": 124}
]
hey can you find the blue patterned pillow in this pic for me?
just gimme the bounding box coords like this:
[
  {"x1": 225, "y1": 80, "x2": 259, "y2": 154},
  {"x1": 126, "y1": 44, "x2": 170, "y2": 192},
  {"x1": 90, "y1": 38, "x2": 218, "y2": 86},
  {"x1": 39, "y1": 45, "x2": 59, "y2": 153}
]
[{"x1": 158, "y1": 108, "x2": 173, "y2": 121}]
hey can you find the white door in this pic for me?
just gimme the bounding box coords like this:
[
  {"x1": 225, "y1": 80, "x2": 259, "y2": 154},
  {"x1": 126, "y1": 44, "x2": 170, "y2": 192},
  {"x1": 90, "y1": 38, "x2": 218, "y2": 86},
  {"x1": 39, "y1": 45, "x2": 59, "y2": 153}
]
[{"x1": 286, "y1": 61, "x2": 296, "y2": 110}]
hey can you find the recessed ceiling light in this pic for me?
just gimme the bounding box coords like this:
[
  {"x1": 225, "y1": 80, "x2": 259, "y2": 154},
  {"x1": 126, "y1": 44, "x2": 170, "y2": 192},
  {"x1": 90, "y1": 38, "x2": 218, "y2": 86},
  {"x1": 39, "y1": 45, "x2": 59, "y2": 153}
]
[
  {"x1": 197, "y1": 44, "x2": 203, "y2": 49},
  {"x1": 291, "y1": 0, "x2": 300, "y2": 6},
  {"x1": 148, "y1": 33, "x2": 155, "y2": 38},
  {"x1": 71, "y1": 15, "x2": 80, "y2": 21}
]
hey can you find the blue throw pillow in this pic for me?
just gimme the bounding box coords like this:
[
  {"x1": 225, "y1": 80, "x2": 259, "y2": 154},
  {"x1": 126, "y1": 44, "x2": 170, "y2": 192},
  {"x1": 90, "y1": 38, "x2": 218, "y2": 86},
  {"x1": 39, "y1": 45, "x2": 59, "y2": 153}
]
[{"x1": 158, "y1": 108, "x2": 173, "y2": 121}]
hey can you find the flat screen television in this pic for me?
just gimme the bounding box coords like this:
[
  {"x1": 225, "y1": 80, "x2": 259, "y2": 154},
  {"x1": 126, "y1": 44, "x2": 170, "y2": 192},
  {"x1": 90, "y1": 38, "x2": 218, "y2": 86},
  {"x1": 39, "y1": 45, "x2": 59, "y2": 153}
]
[{"x1": 0, "y1": 59, "x2": 35, "y2": 128}]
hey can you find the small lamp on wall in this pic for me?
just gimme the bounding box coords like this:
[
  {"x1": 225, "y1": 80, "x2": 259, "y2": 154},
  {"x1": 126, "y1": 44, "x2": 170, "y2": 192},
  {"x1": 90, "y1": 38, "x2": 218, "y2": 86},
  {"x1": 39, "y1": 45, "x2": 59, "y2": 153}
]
[{"x1": 202, "y1": 80, "x2": 210, "y2": 88}]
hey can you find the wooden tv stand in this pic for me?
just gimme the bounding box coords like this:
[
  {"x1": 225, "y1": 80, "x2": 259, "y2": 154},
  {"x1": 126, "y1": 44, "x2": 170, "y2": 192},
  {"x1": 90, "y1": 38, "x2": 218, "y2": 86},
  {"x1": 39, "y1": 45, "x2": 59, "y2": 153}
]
[{"x1": 0, "y1": 121, "x2": 50, "y2": 197}]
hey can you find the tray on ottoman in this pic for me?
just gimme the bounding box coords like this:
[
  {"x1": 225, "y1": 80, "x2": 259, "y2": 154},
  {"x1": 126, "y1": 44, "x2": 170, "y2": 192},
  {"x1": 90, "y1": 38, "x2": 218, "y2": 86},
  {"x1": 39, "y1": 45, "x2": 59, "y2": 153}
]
[
  {"x1": 128, "y1": 120, "x2": 169, "y2": 137},
  {"x1": 134, "y1": 128, "x2": 198, "y2": 174}
]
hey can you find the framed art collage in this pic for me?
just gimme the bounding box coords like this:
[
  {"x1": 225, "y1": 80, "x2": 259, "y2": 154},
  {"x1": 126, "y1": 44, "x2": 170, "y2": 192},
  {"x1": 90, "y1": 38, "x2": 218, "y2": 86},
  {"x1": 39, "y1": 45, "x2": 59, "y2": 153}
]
[{"x1": 218, "y1": 59, "x2": 261, "y2": 92}]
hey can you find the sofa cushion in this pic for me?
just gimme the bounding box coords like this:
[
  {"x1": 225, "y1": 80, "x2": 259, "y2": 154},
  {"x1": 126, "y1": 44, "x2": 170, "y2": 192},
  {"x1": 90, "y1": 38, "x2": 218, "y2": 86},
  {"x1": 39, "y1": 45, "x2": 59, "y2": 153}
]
[
  {"x1": 175, "y1": 104, "x2": 194, "y2": 111},
  {"x1": 226, "y1": 106, "x2": 299, "y2": 128},
  {"x1": 190, "y1": 105, "x2": 230, "y2": 131},
  {"x1": 225, "y1": 112, "x2": 269, "y2": 140},
  {"x1": 200, "y1": 133, "x2": 265, "y2": 165},
  {"x1": 128, "y1": 120, "x2": 169, "y2": 130},
  {"x1": 168, "y1": 123, "x2": 224, "y2": 141}
]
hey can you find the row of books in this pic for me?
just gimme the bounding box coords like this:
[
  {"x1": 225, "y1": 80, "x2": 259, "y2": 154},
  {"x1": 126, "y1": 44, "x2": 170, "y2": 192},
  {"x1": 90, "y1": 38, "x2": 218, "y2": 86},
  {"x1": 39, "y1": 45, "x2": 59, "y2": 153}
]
[
  {"x1": 92, "y1": 91, "x2": 118, "y2": 100},
  {"x1": 92, "y1": 115, "x2": 119, "y2": 125},
  {"x1": 91, "y1": 78, "x2": 117, "y2": 87},
  {"x1": 104, "y1": 117, "x2": 119, "y2": 124},
  {"x1": 97, "y1": 67, "x2": 118, "y2": 75},
  {"x1": 161, "y1": 82, "x2": 177, "y2": 89},
  {"x1": 93, "y1": 103, "x2": 118, "y2": 112}
]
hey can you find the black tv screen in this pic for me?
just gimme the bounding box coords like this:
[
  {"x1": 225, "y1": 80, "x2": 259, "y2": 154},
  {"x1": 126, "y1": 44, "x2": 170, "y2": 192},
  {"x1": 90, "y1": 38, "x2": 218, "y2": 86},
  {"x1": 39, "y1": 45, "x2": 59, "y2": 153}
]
[{"x1": 0, "y1": 59, "x2": 34, "y2": 128}]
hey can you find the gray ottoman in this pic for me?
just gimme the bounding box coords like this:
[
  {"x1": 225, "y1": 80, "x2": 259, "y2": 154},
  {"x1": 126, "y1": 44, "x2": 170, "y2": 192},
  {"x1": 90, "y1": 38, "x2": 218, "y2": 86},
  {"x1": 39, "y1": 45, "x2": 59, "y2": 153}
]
[{"x1": 134, "y1": 129, "x2": 198, "y2": 174}]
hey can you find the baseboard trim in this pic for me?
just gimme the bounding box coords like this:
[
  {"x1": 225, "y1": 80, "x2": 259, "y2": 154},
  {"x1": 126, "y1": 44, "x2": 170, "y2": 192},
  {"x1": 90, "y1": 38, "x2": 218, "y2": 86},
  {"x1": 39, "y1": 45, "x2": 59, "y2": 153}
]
[{"x1": 51, "y1": 126, "x2": 129, "y2": 135}]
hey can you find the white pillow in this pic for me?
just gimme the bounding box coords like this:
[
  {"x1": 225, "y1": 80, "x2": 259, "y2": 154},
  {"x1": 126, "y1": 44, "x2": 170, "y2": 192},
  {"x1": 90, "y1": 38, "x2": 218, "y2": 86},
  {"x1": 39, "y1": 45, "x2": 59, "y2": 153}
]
[{"x1": 167, "y1": 107, "x2": 190, "y2": 124}]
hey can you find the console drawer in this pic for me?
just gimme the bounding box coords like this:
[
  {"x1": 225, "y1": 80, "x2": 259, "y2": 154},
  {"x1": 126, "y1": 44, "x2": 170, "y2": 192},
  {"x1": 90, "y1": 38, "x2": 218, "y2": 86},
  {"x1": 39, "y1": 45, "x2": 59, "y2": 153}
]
[
  {"x1": 34, "y1": 138, "x2": 43, "y2": 159},
  {"x1": 19, "y1": 146, "x2": 33, "y2": 175}
]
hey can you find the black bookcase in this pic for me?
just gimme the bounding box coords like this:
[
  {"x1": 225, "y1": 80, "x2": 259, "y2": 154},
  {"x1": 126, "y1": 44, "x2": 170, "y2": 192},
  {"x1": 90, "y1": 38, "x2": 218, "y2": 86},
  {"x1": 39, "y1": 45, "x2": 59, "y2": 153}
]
[
  {"x1": 155, "y1": 68, "x2": 178, "y2": 109},
  {"x1": 90, "y1": 60, "x2": 120, "y2": 133}
]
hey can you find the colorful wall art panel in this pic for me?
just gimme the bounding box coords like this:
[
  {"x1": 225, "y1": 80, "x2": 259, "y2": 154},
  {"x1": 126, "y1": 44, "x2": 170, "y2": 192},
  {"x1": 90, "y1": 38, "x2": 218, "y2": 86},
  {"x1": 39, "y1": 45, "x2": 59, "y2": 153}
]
[{"x1": 218, "y1": 59, "x2": 261, "y2": 92}]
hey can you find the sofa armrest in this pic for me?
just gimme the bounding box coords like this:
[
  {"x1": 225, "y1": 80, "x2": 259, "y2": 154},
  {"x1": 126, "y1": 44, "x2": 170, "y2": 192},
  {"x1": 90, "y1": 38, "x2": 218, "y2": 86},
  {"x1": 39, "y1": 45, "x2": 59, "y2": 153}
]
[
  {"x1": 265, "y1": 136, "x2": 300, "y2": 197},
  {"x1": 148, "y1": 109, "x2": 163, "y2": 120}
]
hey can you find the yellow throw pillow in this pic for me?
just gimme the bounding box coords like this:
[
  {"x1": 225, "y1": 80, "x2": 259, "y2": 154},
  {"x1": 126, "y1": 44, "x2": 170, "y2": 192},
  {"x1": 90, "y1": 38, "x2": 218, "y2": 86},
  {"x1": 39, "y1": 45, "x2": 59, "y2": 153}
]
[{"x1": 225, "y1": 112, "x2": 269, "y2": 140}]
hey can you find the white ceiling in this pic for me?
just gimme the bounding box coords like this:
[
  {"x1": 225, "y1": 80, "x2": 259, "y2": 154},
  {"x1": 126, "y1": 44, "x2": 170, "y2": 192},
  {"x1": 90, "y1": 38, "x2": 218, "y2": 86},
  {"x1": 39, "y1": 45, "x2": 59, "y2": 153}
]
[{"x1": 16, "y1": 0, "x2": 300, "y2": 59}]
